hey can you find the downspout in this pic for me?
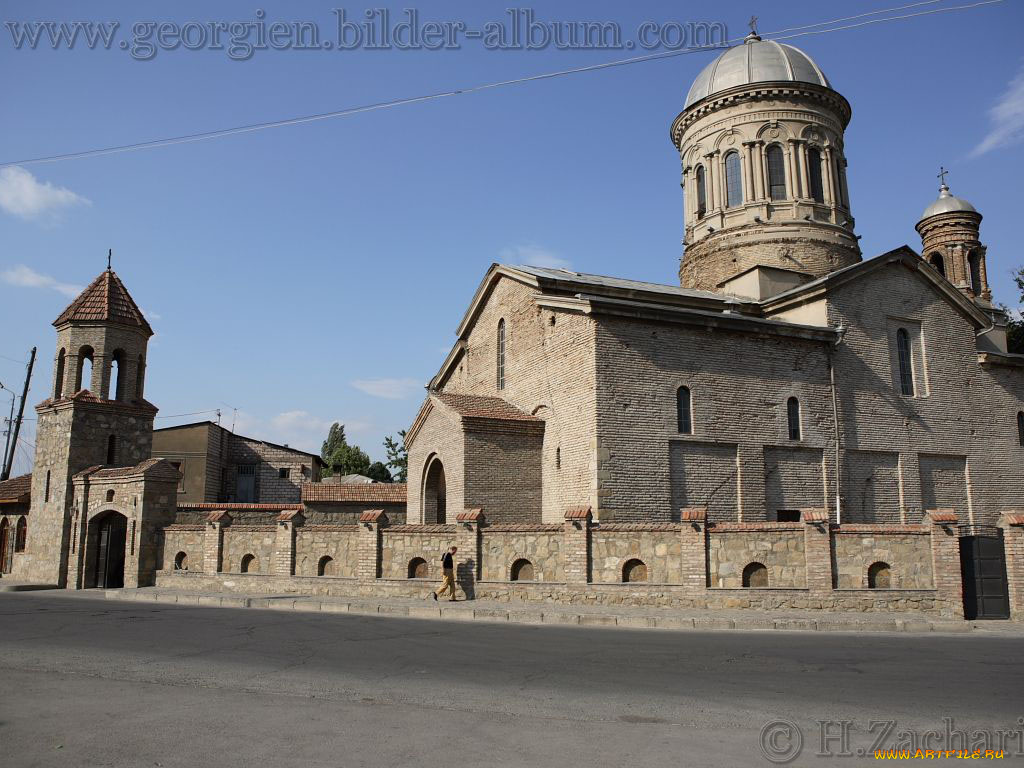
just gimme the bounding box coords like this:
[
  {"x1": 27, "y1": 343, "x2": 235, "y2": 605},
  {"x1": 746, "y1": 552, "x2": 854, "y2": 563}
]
[{"x1": 828, "y1": 326, "x2": 846, "y2": 525}]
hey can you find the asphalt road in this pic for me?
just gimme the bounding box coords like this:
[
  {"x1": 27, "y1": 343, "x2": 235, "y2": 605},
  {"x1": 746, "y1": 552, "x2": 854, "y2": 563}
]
[{"x1": 0, "y1": 593, "x2": 1021, "y2": 767}]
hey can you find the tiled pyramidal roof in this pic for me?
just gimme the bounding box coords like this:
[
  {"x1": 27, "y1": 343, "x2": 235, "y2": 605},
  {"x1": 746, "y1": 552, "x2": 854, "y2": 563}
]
[{"x1": 53, "y1": 270, "x2": 153, "y2": 335}]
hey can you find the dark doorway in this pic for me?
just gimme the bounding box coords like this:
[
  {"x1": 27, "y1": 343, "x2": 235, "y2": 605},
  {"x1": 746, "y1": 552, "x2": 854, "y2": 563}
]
[
  {"x1": 423, "y1": 457, "x2": 447, "y2": 524},
  {"x1": 0, "y1": 518, "x2": 9, "y2": 574},
  {"x1": 93, "y1": 513, "x2": 128, "y2": 589},
  {"x1": 959, "y1": 526, "x2": 1010, "y2": 620}
]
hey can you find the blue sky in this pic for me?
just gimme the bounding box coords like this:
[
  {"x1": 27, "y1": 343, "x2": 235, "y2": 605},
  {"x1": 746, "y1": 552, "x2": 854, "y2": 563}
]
[{"x1": 2, "y1": 0, "x2": 1023, "y2": 475}]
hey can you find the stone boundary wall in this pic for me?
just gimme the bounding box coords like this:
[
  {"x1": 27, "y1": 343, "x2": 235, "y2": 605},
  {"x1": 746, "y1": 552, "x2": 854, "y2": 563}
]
[{"x1": 153, "y1": 507, "x2": 989, "y2": 618}]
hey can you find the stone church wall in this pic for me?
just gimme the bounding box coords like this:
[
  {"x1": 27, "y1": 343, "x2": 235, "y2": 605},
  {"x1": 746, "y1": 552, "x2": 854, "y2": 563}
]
[
  {"x1": 161, "y1": 526, "x2": 204, "y2": 572},
  {"x1": 156, "y1": 509, "x2": 969, "y2": 617}
]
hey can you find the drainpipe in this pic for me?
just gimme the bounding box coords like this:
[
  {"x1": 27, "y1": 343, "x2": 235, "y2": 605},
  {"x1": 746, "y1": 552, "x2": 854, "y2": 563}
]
[{"x1": 828, "y1": 326, "x2": 846, "y2": 525}]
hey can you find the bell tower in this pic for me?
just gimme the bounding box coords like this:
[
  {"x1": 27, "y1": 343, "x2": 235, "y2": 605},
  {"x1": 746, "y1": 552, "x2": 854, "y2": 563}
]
[
  {"x1": 915, "y1": 172, "x2": 991, "y2": 306},
  {"x1": 16, "y1": 267, "x2": 158, "y2": 587}
]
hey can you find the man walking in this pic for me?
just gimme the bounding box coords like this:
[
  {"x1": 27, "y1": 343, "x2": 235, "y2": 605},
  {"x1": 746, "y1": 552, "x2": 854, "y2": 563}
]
[{"x1": 432, "y1": 546, "x2": 458, "y2": 601}]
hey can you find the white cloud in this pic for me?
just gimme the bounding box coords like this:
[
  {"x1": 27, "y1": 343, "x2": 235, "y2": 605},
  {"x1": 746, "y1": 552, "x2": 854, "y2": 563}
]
[
  {"x1": 351, "y1": 377, "x2": 423, "y2": 400},
  {"x1": 0, "y1": 166, "x2": 89, "y2": 219},
  {"x1": 972, "y1": 61, "x2": 1024, "y2": 156},
  {"x1": 499, "y1": 244, "x2": 572, "y2": 270},
  {"x1": 2, "y1": 264, "x2": 82, "y2": 297}
]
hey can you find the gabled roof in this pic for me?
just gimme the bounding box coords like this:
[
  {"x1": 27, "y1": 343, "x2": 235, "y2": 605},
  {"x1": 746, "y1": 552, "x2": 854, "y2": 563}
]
[
  {"x1": 0, "y1": 474, "x2": 32, "y2": 504},
  {"x1": 760, "y1": 246, "x2": 992, "y2": 328},
  {"x1": 74, "y1": 458, "x2": 181, "y2": 482},
  {"x1": 54, "y1": 269, "x2": 153, "y2": 336},
  {"x1": 302, "y1": 483, "x2": 407, "y2": 503},
  {"x1": 435, "y1": 392, "x2": 540, "y2": 422}
]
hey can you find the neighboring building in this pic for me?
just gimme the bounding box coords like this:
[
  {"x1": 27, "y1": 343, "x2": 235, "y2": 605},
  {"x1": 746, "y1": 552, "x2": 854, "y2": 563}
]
[
  {"x1": 301, "y1": 482, "x2": 407, "y2": 523},
  {"x1": 0, "y1": 474, "x2": 31, "y2": 575},
  {"x1": 151, "y1": 421, "x2": 322, "y2": 505},
  {"x1": 405, "y1": 32, "x2": 1024, "y2": 528}
]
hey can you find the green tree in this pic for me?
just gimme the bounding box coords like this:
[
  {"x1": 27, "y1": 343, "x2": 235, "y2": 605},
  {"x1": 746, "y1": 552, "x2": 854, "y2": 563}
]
[
  {"x1": 384, "y1": 430, "x2": 408, "y2": 483},
  {"x1": 367, "y1": 461, "x2": 393, "y2": 483},
  {"x1": 1008, "y1": 266, "x2": 1024, "y2": 354},
  {"x1": 320, "y1": 422, "x2": 371, "y2": 478}
]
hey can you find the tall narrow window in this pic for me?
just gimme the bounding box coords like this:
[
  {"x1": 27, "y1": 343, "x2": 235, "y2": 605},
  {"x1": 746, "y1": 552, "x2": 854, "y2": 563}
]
[
  {"x1": 106, "y1": 435, "x2": 117, "y2": 465},
  {"x1": 724, "y1": 151, "x2": 742, "y2": 208},
  {"x1": 15, "y1": 517, "x2": 26, "y2": 552},
  {"x1": 676, "y1": 386, "x2": 692, "y2": 434},
  {"x1": 54, "y1": 349, "x2": 66, "y2": 399},
  {"x1": 835, "y1": 157, "x2": 846, "y2": 207},
  {"x1": 929, "y1": 253, "x2": 946, "y2": 277},
  {"x1": 496, "y1": 319, "x2": 506, "y2": 390},
  {"x1": 44, "y1": 470, "x2": 51, "y2": 503},
  {"x1": 135, "y1": 355, "x2": 145, "y2": 400},
  {"x1": 695, "y1": 165, "x2": 707, "y2": 218},
  {"x1": 896, "y1": 328, "x2": 915, "y2": 396},
  {"x1": 110, "y1": 350, "x2": 126, "y2": 401},
  {"x1": 807, "y1": 148, "x2": 824, "y2": 203},
  {"x1": 787, "y1": 397, "x2": 801, "y2": 440},
  {"x1": 1017, "y1": 411, "x2": 1024, "y2": 447},
  {"x1": 766, "y1": 145, "x2": 787, "y2": 201},
  {"x1": 967, "y1": 251, "x2": 982, "y2": 292}
]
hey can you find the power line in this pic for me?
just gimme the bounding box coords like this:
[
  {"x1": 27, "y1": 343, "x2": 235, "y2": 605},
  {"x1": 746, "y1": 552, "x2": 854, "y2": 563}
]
[{"x1": 0, "y1": 0, "x2": 1003, "y2": 169}]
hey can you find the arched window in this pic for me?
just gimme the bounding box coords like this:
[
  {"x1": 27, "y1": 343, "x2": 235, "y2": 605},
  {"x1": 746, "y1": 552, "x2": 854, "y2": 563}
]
[
  {"x1": 496, "y1": 319, "x2": 506, "y2": 390},
  {"x1": 695, "y1": 164, "x2": 707, "y2": 218},
  {"x1": 76, "y1": 345, "x2": 94, "y2": 392},
  {"x1": 54, "y1": 349, "x2": 66, "y2": 399},
  {"x1": 110, "y1": 349, "x2": 126, "y2": 401},
  {"x1": 868, "y1": 561, "x2": 891, "y2": 589},
  {"x1": 807, "y1": 148, "x2": 824, "y2": 203},
  {"x1": 766, "y1": 145, "x2": 787, "y2": 201},
  {"x1": 135, "y1": 355, "x2": 145, "y2": 400},
  {"x1": 106, "y1": 435, "x2": 117, "y2": 465},
  {"x1": 724, "y1": 151, "x2": 743, "y2": 208},
  {"x1": 105, "y1": 489, "x2": 115, "y2": 503},
  {"x1": 317, "y1": 555, "x2": 334, "y2": 576},
  {"x1": 622, "y1": 558, "x2": 648, "y2": 583},
  {"x1": 408, "y1": 557, "x2": 428, "y2": 579},
  {"x1": 240, "y1": 554, "x2": 257, "y2": 573},
  {"x1": 1017, "y1": 411, "x2": 1024, "y2": 447},
  {"x1": 44, "y1": 470, "x2": 51, "y2": 503},
  {"x1": 511, "y1": 558, "x2": 535, "y2": 581},
  {"x1": 742, "y1": 562, "x2": 769, "y2": 587},
  {"x1": 174, "y1": 552, "x2": 188, "y2": 571},
  {"x1": 835, "y1": 156, "x2": 846, "y2": 207},
  {"x1": 896, "y1": 329, "x2": 914, "y2": 396},
  {"x1": 787, "y1": 397, "x2": 801, "y2": 441},
  {"x1": 15, "y1": 517, "x2": 26, "y2": 552},
  {"x1": 967, "y1": 251, "x2": 982, "y2": 292},
  {"x1": 677, "y1": 386, "x2": 692, "y2": 434},
  {"x1": 929, "y1": 253, "x2": 946, "y2": 277}
]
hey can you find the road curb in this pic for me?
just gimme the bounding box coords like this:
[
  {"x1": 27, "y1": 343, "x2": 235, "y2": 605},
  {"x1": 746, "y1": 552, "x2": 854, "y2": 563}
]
[{"x1": 92, "y1": 588, "x2": 993, "y2": 635}]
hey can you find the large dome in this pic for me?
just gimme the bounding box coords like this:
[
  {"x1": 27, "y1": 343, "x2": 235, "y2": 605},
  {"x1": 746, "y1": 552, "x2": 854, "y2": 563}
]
[
  {"x1": 920, "y1": 184, "x2": 977, "y2": 221},
  {"x1": 684, "y1": 34, "x2": 830, "y2": 109}
]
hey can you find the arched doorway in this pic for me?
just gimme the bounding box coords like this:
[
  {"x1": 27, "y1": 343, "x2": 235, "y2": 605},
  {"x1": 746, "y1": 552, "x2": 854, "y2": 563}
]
[
  {"x1": 91, "y1": 512, "x2": 127, "y2": 588},
  {"x1": 0, "y1": 518, "x2": 9, "y2": 574},
  {"x1": 423, "y1": 456, "x2": 447, "y2": 524}
]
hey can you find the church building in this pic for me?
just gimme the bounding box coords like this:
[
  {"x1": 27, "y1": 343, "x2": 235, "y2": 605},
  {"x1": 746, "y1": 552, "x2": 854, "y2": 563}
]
[{"x1": 405, "y1": 31, "x2": 1024, "y2": 528}]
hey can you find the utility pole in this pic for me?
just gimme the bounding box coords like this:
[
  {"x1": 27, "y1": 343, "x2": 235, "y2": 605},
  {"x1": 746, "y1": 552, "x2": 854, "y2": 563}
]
[
  {"x1": 1, "y1": 384, "x2": 15, "y2": 476},
  {"x1": 1, "y1": 347, "x2": 36, "y2": 481}
]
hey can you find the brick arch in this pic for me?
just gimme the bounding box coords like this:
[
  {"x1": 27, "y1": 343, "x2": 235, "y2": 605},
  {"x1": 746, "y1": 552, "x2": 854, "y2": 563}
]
[
  {"x1": 621, "y1": 557, "x2": 648, "y2": 583},
  {"x1": 506, "y1": 553, "x2": 541, "y2": 582}
]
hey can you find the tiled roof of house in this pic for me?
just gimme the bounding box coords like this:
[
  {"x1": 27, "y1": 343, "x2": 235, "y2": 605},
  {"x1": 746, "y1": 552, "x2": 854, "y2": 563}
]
[
  {"x1": 0, "y1": 474, "x2": 32, "y2": 503},
  {"x1": 53, "y1": 269, "x2": 153, "y2": 335},
  {"x1": 435, "y1": 392, "x2": 539, "y2": 422},
  {"x1": 302, "y1": 483, "x2": 407, "y2": 503}
]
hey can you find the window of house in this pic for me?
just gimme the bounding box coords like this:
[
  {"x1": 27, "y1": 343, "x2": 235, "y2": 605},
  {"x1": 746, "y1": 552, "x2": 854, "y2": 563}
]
[
  {"x1": 1018, "y1": 411, "x2": 1024, "y2": 447},
  {"x1": 106, "y1": 435, "x2": 117, "y2": 465},
  {"x1": 15, "y1": 517, "x2": 26, "y2": 552},
  {"x1": 44, "y1": 470, "x2": 50, "y2": 503},
  {"x1": 967, "y1": 251, "x2": 982, "y2": 292},
  {"x1": 54, "y1": 349, "x2": 66, "y2": 399},
  {"x1": 496, "y1": 319, "x2": 506, "y2": 390},
  {"x1": 677, "y1": 386, "x2": 692, "y2": 434},
  {"x1": 776, "y1": 510, "x2": 801, "y2": 522},
  {"x1": 807, "y1": 148, "x2": 824, "y2": 203},
  {"x1": 695, "y1": 165, "x2": 707, "y2": 218},
  {"x1": 787, "y1": 397, "x2": 801, "y2": 441},
  {"x1": 929, "y1": 253, "x2": 946, "y2": 277},
  {"x1": 279, "y1": 467, "x2": 290, "y2": 479},
  {"x1": 766, "y1": 145, "x2": 787, "y2": 201},
  {"x1": 896, "y1": 328, "x2": 915, "y2": 396},
  {"x1": 724, "y1": 151, "x2": 742, "y2": 208},
  {"x1": 835, "y1": 157, "x2": 846, "y2": 207}
]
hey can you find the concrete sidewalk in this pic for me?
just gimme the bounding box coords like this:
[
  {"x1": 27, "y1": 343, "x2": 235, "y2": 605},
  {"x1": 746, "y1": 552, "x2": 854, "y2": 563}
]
[{"x1": 96, "y1": 586, "x2": 1021, "y2": 635}]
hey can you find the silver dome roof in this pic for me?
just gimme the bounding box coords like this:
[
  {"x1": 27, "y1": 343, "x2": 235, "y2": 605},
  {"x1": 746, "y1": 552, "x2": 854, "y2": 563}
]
[
  {"x1": 920, "y1": 184, "x2": 977, "y2": 220},
  {"x1": 685, "y1": 35, "x2": 830, "y2": 108}
]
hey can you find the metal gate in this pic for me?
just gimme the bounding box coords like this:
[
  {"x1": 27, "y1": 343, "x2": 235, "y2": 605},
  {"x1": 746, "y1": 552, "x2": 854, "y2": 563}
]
[{"x1": 958, "y1": 525, "x2": 1010, "y2": 620}]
